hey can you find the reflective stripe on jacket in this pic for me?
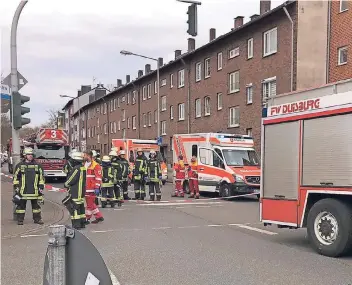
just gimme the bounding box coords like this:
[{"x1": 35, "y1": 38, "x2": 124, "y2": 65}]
[
  {"x1": 102, "y1": 166, "x2": 114, "y2": 187},
  {"x1": 116, "y1": 159, "x2": 129, "y2": 181}
]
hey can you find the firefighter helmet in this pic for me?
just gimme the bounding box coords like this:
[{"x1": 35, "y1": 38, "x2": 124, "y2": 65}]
[
  {"x1": 136, "y1": 148, "x2": 143, "y2": 152},
  {"x1": 150, "y1": 150, "x2": 156, "y2": 155},
  {"x1": 109, "y1": 150, "x2": 118, "y2": 156},
  {"x1": 119, "y1": 150, "x2": 126, "y2": 155},
  {"x1": 71, "y1": 152, "x2": 84, "y2": 161},
  {"x1": 102, "y1": 155, "x2": 110, "y2": 162},
  {"x1": 23, "y1": 147, "x2": 34, "y2": 155}
]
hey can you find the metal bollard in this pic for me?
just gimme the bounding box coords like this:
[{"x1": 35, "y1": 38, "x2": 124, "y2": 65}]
[{"x1": 46, "y1": 225, "x2": 68, "y2": 285}]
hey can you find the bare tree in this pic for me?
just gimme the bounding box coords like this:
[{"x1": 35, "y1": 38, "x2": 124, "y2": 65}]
[
  {"x1": 1, "y1": 113, "x2": 12, "y2": 147},
  {"x1": 41, "y1": 109, "x2": 60, "y2": 128}
]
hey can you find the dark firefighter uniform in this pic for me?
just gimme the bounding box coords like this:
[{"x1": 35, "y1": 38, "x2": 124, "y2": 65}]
[
  {"x1": 101, "y1": 155, "x2": 119, "y2": 208},
  {"x1": 63, "y1": 158, "x2": 74, "y2": 174},
  {"x1": 13, "y1": 147, "x2": 45, "y2": 225},
  {"x1": 63, "y1": 152, "x2": 86, "y2": 229},
  {"x1": 133, "y1": 149, "x2": 147, "y2": 200},
  {"x1": 116, "y1": 150, "x2": 130, "y2": 200},
  {"x1": 147, "y1": 150, "x2": 162, "y2": 201}
]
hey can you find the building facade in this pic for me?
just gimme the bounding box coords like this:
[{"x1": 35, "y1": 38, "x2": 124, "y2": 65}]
[{"x1": 63, "y1": 0, "x2": 350, "y2": 164}]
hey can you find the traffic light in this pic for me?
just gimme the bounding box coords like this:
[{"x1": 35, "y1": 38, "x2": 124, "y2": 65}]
[
  {"x1": 12, "y1": 91, "x2": 30, "y2": 129},
  {"x1": 187, "y1": 4, "x2": 197, "y2": 37}
]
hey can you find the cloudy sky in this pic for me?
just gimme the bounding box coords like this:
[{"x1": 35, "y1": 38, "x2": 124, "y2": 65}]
[{"x1": 1, "y1": 0, "x2": 283, "y2": 126}]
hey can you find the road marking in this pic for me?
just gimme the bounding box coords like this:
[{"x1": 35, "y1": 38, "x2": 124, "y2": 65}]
[
  {"x1": 91, "y1": 230, "x2": 115, "y2": 233},
  {"x1": 195, "y1": 205, "x2": 211, "y2": 208},
  {"x1": 175, "y1": 206, "x2": 186, "y2": 209},
  {"x1": 207, "y1": 224, "x2": 223, "y2": 227},
  {"x1": 140, "y1": 202, "x2": 222, "y2": 206},
  {"x1": 109, "y1": 269, "x2": 121, "y2": 285},
  {"x1": 113, "y1": 208, "x2": 126, "y2": 211},
  {"x1": 228, "y1": 224, "x2": 278, "y2": 235},
  {"x1": 177, "y1": 225, "x2": 200, "y2": 229},
  {"x1": 152, "y1": 226, "x2": 172, "y2": 230},
  {"x1": 21, "y1": 234, "x2": 47, "y2": 238}
]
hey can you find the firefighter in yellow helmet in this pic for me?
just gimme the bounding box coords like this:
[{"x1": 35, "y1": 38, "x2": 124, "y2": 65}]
[
  {"x1": 133, "y1": 148, "x2": 147, "y2": 200},
  {"x1": 62, "y1": 151, "x2": 87, "y2": 229},
  {"x1": 146, "y1": 150, "x2": 162, "y2": 201},
  {"x1": 116, "y1": 150, "x2": 130, "y2": 200},
  {"x1": 13, "y1": 147, "x2": 45, "y2": 225},
  {"x1": 101, "y1": 155, "x2": 120, "y2": 208}
]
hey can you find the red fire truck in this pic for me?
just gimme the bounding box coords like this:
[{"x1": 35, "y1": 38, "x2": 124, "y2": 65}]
[
  {"x1": 260, "y1": 79, "x2": 352, "y2": 257},
  {"x1": 8, "y1": 128, "x2": 69, "y2": 179}
]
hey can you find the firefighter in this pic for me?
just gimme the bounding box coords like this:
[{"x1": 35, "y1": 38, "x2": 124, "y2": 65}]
[
  {"x1": 63, "y1": 149, "x2": 78, "y2": 174},
  {"x1": 83, "y1": 150, "x2": 104, "y2": 224},
  {"x1": 62, "y1": 152, "x2": 86, "y2": 229},
  {"x1": 92, "y1": 150, "x2": 102, "y2": 165},
  {"x1": 100, "y1": 155, "x2": 119, "y2": 208},
  {"x1": 173, "y1": 155, "x2": 185, "y2": 197},
  {"x1": 109, "y1": 149, "x2": 119, "y2": 169},
  {"x1": 116, "y1": 150, "x2": 130, "y2": 200},
  {"x1": 13, "y1": 147, "x2": 45, "y2": 225},
  {"x1": 133, "y1": 148, "x2": 147, "y2": 200},
  {"x1": 146, "y1": 150, "x2": 162, "y2": 201},
  {"x1": 188, "y1": 156, "x2": 200, "y2": 199}
]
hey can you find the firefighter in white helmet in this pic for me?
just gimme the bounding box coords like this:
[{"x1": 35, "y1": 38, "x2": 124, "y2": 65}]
[
  {"x1": 101, "y1": 155, "x2": 120, "y2": 208},
  {"x1": 146, "y1": 150, "x2": 162, "y2": 201},
  {"x1": 115, "y1": 150, "x2": 130, "y2": 200}
]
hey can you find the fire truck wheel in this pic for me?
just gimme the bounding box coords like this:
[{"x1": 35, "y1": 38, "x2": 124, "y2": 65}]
[
  {"x1": 307, "y1": 198, "x2": 352, "y2": 257},
  {"x1": 219, "y1": 184, "x2": 231, "y2": 197}
]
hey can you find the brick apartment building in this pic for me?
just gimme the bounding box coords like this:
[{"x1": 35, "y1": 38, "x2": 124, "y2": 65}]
[{"x1": 63, "y1": 0, "x2": 351, "y2": 163}]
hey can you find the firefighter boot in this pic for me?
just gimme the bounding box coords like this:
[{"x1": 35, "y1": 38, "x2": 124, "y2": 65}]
[
  {"x1": 156, "y1": 195, "x2": 161, "y2": 201},
  {"x1": 195, "y1": 193, "x2": 200, "y2": 199},
  {"x1": 189, "y1": 192, "x2": 195, "y2": 198},
  {"x1": 33, "y1": 212, "x2": 44, "y2": 225},
  {"x1": 149, "y1": 195, "x2": 155, "y2": 201},
  {"x1": 72, "y1": 219, "x2": 82, "y2": 230},
  {"x1": 17, "y1": 213, "x2": 24, "y2": 225},
  {"x1": 117, "y1": 201, "x2": 122, "y2": 207},
  {"x1": 91, "y1": 217, "x2": 104, "y2": 224}
]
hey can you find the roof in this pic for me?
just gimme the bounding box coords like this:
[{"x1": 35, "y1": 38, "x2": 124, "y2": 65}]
[
  {"x1": 72, "y1": 0, "x2": 296, "y2": 111},
  {"x1": 62, "y1": 98, "x2": 74, "y2": 110}
]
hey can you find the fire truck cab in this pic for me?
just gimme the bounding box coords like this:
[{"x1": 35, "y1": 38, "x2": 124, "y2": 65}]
[
  {"x1": 111, "y1": 139, "x2": 168, "y2": 184},
  {"x1": 261, "y1": 79, "x2": 352, "y2": 257},
  {"x1": 172, "y1": 133, "x2": 261, "y2": 197}
]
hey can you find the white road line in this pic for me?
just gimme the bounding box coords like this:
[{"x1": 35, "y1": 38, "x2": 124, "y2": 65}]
[
  {"x1": 177, "y1": 225, "x2": 201, "y2": 229},
  {"x1": 109, "y1": 269, "x2": 121, "y2": 285},
  {"x1": 195, "y1": 205, "x2": 211, "y2": 208},
  {"x1": 21, "y1": 234, "x2": 47, "y2": 238},
  {"x1": 207, "y1": 224, "x2": 223, "y2": 227},
  {"x1": 175, "y1": 206, "x2": 186, "y2": 209},
  {"x1": 152, "y1": 226, "x2": 172, "y2": 230},
  {"x1": 113, "y1": 208, "x2": 126, "y2": 211},
  {"x1": 228, "y1": 224, "x2": 278, "y2": 235},
  {"x1": 91, "y1": 230, "x2": 115, "y2": 233},
  {"x1": 140, "y1": 202, "x2": 222, "y2": 206}
]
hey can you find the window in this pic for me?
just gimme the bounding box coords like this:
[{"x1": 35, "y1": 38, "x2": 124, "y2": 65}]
[
  {"x1": 263, "y1": 27, "x2": 277, "y2": 56},
  {"x1": 114, "y1": 122, "x2": 116, "y2": 133},
  {"x1": 246, "y1": 128, "x2": 252, "y2": 137},
  {"x1": 195, "y1": 62, "x2": 201, "y2": 82},
  {"x1": 142, "y1": 86, "x2": 147, "y2": 100},
  {"x1": 122, "y1": 128, "x2": 126, "y2": 139},
  {"x1": 148, "y1": 112, "x2": 151, "y2": 126},
  {"x1": 340, "y1": 0, "x2": 349, "y2": 12},
  {"x1": 161, "y1": 79, "x2": 166, "y2": 86},
  {"x1": 262, "y1": 77, "x2": 277, "y2": 100},
  {"x1": 217, "y1": 93, "x2": 222, "y2": 110},
  {"x1": 204, "y1": 58, "x2": 211, "y2": 78},
  {"x1": 161, "y1": 121, "x2": 166, "y2": 135},
  {"x1": 113, "y1": 99, "x2": 117, "y2": 110},
  {"x1": 122, "y1": 96, "x2": 125, "y2": 102},
  {"x1": 132, "y1": 91, "x2": 136, "y2": 104},
  {"x1": 178, "y1": 103, "x2": 185, "y2": 121},
  {"x1": 199, "y1": 148, "x2": 213, "y2": 165},
  {"x1": 117, "y1": 98, "x2": 120, "y2": 107},
  {"x1": 154, "y1": 110, "x2": 157, "y2": 123},
  {"x1": 229, "y1": 71, "x2": 240, "y2": 93},
  {"x1": 217, "y1": 52, "x2": 223, "y2": 70},
  {"x1": 178, "y1": 69, "x2": 185, "y2": 88},
  {"x1": 132, "y1": 116, "x2": 136, "y2": 130},
  {"x1": 248, "y1": 38, "x2": 254, "y2": 59},
  {"x1": 104, "y1": 123, "x2": 107, "y2": 134},
  {"x1": 195, "y1": 98, "x2": 201, "y2": 118},
  {"x1": 170, "y1": 74, "x2": 174, "y2": 88},
  {"x1": 229, "y1": 47, "x2": 239, "y2": 58},
  {"x1": 147, "y1": 84, "x2": 151, "y2": 98},
  {"x1": 204, "y1": 96, "x2": 210, "y2": 116},
  {"x1": 100, "y1": 104, "x2": 103, "y2": 114},
  {"x1": 127, "y1": 117, "x2": 130, "y2": 129},
  {"x1": 110, "y1": 100, "x2": 113, "y2": 112},
  {"x1": 88, "y1": 128, "x2": 90, "y2": 138},
  {"x1": 154, "y1": 81, "x2": 157, "y2": 93},
  {"x1": 338, "y1": 46, "x2": 348, "y2": 65},
  {"x1": 110, "y1": 122, "x2": 113, "y2": 133},
  {"x1": 122, "y1": 109, "x2": 126, "y2": 121},
  {"x1": 127, "y1": 93, "x2": 130, "y2": 104},
  {"x1": 161, "y1": 96, "x2": 166, "y2": 111},
  {"x1": 246, "y1": 84, "x2": 253, "y2": 104},
  {"x1": 143, "y1": 113, "x2": 147, "y2": 127},
  {"x1": 103, "y1": 103, "x2": 107, "y2": 114},
  {"x1": 170, "y1": 106, "x2": 174, "y2": 120},
  {"x1": 229, "y1": 106, "x2": 240, "y2": 128}
]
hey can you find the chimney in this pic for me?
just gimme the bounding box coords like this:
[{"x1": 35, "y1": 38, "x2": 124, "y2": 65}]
[
  {"x1": 188, "y1": 38, "x2": 195, "y2": 52},
  {"x1": 158, "y1": 57, "x2": 163, "y2": 67},
  {"x1": 126, "y1": 75, "x2": 130, "y2": 84},
  {"x1": 77, "y1": 90, "x2": 82, "y2": 97},
  {"x1": 81, "y1": 85, "x2": 91, "y2": 95},
  {"x1": 117, "y1": 79, "x2": 122, "y2": 87},
  {"x1": 138, "y1": 70, "x2": 143, "y2": 78},
  {"x1": 250, "y1": 14, "x2": 260, "y2": 21},
  {"x1": 145, "y1": 64, "x2": 151, "y2": 74},
  {"x1": 209, "y1": 28, "x2": 216, "y2": 41},
  {"x1": 175, "y1": 49, "x2": 182, "y2": 59},
  {"x1": 260, "y1": 0, "x2": 271, "y2": 15},
  {"x1": 234, "y1": 16, "x2": 244, "y2": 29}
]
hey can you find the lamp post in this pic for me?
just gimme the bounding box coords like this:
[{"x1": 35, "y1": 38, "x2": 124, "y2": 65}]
[
  {"x1": 60, "y1": 94, "x2": 81, "y2": 150},
  {"x1": 120, "y1": 50, "x2": 160, "y2": 138}
]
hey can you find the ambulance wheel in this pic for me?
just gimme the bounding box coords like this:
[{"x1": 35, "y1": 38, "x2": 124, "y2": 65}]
[
  {"x1": 307, "y1": 198, "x2": 352, "y2": 257},
  {"x1": 219, "y1": 184, "x2": 230, "y2": 198}
]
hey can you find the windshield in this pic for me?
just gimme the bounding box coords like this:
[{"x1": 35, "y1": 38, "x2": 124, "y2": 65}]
[
  {"x1": 222, "y1": 149, "x2": 260, "y2": 167},
  {"x1": 34, "y1": 145, "x2": 66, "y2": 159}
]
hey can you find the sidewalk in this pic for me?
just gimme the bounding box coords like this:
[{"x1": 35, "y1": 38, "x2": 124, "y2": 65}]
[{"x1": 1, "y1": 179, "x2": 67, "y2": 239}]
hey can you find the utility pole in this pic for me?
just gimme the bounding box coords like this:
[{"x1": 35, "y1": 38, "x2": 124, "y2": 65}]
[{"x1": 10, "y1": 0, "x2": 28, "y2": 220}]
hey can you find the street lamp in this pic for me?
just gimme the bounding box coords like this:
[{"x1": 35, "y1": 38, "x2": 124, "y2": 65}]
[
  {"x1": 120, "y1": 50, "x2": 160, "y2": 138},
  {"x1": 60, "y1": 94, "x2": 81, "y2": 150}
]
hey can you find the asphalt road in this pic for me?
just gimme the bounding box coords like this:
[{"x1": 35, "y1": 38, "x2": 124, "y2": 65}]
[{"x1": 1, "y1": 170, "x2": 352, "y2": 285}]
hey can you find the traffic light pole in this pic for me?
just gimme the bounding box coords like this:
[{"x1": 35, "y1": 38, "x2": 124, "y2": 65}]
[{"x1": 10, "y1": 0, "x2": 28, "y2": 220}]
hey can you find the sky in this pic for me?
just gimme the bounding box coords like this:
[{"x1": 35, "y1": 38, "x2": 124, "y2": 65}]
[{"x1": 1, "y1": 0, "x2": 284, "y2": 126}]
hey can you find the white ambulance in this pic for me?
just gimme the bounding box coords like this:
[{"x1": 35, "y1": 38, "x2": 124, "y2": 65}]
[{"x1": 172, "y1": 133, "x2": 261, "y2": 197}]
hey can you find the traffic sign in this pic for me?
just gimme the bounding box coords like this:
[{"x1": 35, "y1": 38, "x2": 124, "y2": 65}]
[
  {"x1": 157, "y1": 136, "x2": 162, "y2": 146},
  {"x1": 2, "y1": 71, "x2": 28, "y2": 91}
]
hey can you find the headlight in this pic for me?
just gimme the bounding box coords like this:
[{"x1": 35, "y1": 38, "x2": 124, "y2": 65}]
[{"x1": 235, "y1": 175, "x2": 244, "y2": 183}]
